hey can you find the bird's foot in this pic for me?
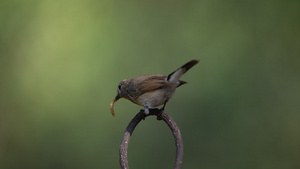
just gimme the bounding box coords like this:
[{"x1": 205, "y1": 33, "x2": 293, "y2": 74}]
[
  {"x1": 140, "y1": 107, "x2": 164, "y2": 120},
  {"x1": 156, "y1": 99, "x2": 168, "y2": 120},
  {"x1": 139, "y1": 109, "x2": 146, "y2": 120},
  {"x1": 157, "y1": 107, "x2": 164, "y2": 120},
  {"x1": 140, "y1": 107, "x2": 150, "y2": 120}
]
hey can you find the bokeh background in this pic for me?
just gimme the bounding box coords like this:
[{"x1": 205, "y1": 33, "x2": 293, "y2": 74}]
[{"x1": 1, "y1": 0, "x2": 299, "y2": 169}]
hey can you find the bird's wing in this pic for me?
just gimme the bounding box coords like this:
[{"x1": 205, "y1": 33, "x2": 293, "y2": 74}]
[{"x1": 127, "y1": 75, "x2": 170, "y2": 99}]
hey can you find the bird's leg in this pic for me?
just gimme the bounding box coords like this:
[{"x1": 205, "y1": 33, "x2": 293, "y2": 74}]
[
  {"x1": 160, "y1": 99, "x2": 168, "y2": 111},
  {"x1": 140, "y1": 106, "x2": 150, "y2": 120},
  {"x1": 157, "y1": 99, "x2": 168, "y2": 120},
  {"x1": 144, "y1": 106, "x2": 150, "y2": 115},
  {"x1": 139, "y1": 109, "x2": 146, "y2": 120}
]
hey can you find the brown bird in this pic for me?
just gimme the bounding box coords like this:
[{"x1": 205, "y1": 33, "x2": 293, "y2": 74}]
[{"x1": 110, "y1": 59, "x2": 199, "y2": 117}]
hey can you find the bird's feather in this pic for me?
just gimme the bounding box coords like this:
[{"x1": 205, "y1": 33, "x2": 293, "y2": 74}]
[
  {"x1": 167, "y1": 59, "x2": 199, "y2": 82},
  {"x1": 126, "y1": 75, "x2": 170, "y2": 99}
]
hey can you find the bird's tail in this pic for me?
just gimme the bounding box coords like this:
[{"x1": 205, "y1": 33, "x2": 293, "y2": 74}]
[{"x1": 167, "y1": 59, "x2": 199, "y2": 82}]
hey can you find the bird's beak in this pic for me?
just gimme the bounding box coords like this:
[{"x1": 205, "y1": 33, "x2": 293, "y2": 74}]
[{"x1": 110, "y1": 95, "x2": 120, "y2": 117}]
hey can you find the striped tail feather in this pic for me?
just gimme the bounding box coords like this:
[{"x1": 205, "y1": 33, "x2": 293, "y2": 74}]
[{"x1": 167, "y1": 59, "x2": 199, "y2": 83}]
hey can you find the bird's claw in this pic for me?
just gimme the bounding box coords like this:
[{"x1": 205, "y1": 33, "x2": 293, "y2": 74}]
[
  {"x1": 156, "y1": 108, "x2": 164, "y2": 120},
  {"x1": 140, "y1": 109, "x2": 147, "y2": 120}
]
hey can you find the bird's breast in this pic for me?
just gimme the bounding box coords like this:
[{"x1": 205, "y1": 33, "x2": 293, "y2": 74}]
[{"x1": 135, "y1": 87, "x2": 176, "y2": 108}]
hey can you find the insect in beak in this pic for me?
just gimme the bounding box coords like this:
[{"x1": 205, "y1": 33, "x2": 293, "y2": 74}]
[{"x1": 110, "y1": 95, "x2": 120, "y2": 117}]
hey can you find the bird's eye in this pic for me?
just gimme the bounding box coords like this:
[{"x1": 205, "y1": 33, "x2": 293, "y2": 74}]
[{"x1": 118, "y1": 84, "x2": 122, "y2": 90}]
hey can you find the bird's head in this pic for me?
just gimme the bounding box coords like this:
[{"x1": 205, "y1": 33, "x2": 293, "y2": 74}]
[{"x1": 110, "y1": 79, "x2": 130, "y2": 117}]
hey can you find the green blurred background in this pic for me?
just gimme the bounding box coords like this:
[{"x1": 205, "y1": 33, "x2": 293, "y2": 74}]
[{"x1": 1, "y1": 0, "x2": 299, "y2": 169}]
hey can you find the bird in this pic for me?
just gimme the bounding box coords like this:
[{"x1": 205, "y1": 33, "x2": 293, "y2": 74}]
[{"x1": 110, "y1": 59, "x2": 199, "y2": 117}]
